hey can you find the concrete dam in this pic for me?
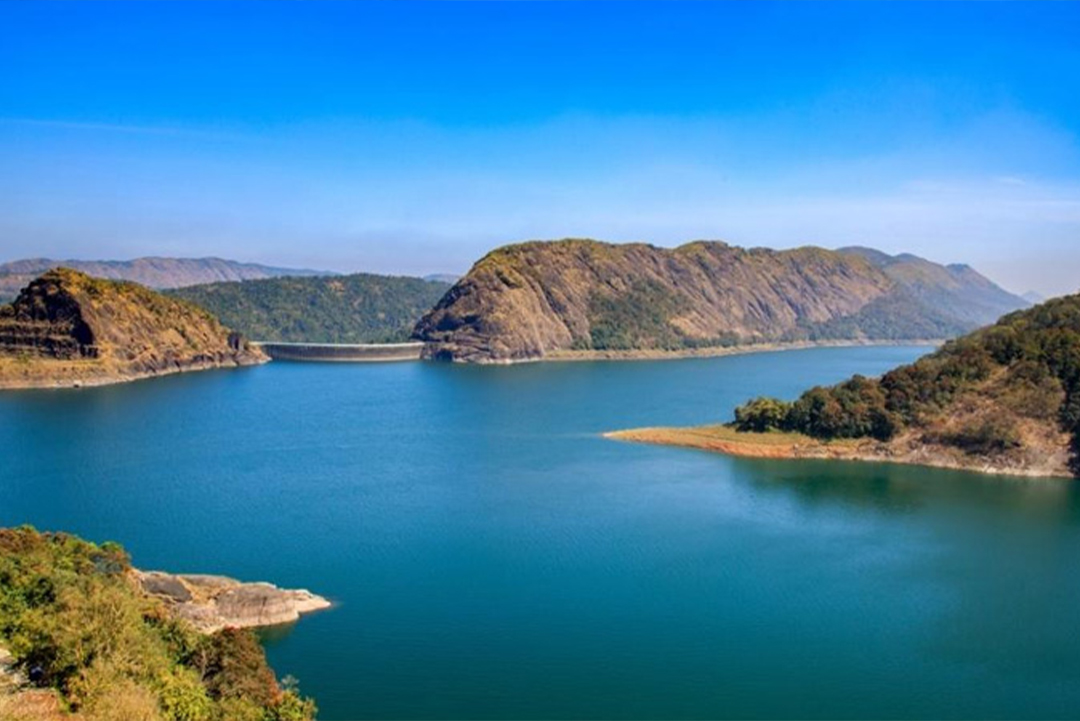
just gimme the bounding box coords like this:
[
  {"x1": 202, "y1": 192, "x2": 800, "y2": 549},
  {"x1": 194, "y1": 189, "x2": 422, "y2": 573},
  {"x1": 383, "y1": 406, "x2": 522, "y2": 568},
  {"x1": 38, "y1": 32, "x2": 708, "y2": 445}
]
[{"x1": 251, "y1": 341, "x2": 424, "y2": 362}]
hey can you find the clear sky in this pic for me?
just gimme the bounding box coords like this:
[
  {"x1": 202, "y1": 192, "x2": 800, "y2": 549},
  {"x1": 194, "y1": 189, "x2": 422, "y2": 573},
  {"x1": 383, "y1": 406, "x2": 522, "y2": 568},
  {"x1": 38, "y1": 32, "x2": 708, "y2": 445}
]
[{"x1": 2, "y1": 2, "x2": 1078, "y2": 295}]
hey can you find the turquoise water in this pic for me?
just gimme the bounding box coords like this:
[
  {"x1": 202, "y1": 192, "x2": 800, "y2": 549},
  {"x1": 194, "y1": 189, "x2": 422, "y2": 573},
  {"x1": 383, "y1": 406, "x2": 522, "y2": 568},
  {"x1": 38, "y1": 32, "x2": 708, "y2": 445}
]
[{"x1": 3, "y1": 346, "x2": 1080, "y2": 719}]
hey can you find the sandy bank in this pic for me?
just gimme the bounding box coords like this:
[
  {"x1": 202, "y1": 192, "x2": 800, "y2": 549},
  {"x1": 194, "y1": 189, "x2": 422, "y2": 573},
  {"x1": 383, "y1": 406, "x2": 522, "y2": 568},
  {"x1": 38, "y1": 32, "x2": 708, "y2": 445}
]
[{"x1": 605, "y1": 425, "x2": 1072, "y2": 479}]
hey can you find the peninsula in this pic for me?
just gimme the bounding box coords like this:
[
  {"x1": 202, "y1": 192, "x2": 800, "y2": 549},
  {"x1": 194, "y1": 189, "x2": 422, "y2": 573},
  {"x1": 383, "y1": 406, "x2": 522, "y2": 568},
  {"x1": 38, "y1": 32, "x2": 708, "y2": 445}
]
[
  {"x1": 413, "y1": 239, "x2": 1027, "y2": 363},
  {"x1": 0, "y1": 268, "x2": 266, "y2": 390},
  {"x1": 609, "y1": 293, "x2": 1080, "y2": 479}
]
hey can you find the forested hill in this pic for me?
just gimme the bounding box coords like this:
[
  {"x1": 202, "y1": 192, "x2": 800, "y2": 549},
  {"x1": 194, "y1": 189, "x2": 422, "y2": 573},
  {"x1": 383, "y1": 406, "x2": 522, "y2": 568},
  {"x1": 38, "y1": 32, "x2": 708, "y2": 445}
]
[
  {"x1": 731, "y1": 293, "x2": 1080, "y2": 477},
  {"x1": 414, "y1": 239, "x2": 1028, "y2": 363},
  {"x1": 170, "y1": 274, "x2": 452, "y2": 344}
]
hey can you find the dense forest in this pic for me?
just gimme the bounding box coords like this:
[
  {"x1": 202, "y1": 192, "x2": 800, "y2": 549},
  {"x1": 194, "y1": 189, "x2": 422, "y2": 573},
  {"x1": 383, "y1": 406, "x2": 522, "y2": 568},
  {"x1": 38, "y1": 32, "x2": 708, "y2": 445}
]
[
  {"x1": 0, "y1": 527, "x2": 316, "y2": 721},
  {"x1": 170, "y1": 274, "x2": 451, "y2": 344},
  {"x1": 732, "y1": 294, "x2": 1080, "y2": 474}
]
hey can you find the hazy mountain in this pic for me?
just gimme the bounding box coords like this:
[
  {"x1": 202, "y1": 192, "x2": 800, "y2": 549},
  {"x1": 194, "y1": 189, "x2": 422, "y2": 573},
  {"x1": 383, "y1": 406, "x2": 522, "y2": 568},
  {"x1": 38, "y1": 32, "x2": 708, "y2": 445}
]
[
  {"x1": 1023, "y1": 291, "x2": 1047, "y2": 304},
  {"x1": 423, "y1": 273, "x2": 461, "y2": 284},
  {"x1": 0, "y1": 257, "x2": 333, "y2": 302}
]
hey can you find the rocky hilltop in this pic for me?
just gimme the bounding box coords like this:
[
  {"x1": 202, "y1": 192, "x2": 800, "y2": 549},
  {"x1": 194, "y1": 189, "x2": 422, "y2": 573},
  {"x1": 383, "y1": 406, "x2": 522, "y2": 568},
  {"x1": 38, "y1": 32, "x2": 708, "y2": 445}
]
[
  {"x1": 611, "y1": 293, "x2": 1080, "y2": 478},
  {"x1": 414, "y1": 239, "x2": 1027, "y2": 363},
  {"x1": 0, "y1": 256, "x2": 330, "y2": 302},
  {"x1": 0, "y1": 268, "x2": 266, "y2": 389}
]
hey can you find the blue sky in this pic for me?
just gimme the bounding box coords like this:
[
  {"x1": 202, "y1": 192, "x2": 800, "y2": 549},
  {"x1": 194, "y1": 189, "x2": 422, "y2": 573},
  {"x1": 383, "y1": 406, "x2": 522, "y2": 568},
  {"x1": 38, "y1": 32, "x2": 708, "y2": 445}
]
[{"x1": 1, "y1": 2, "x2": 1078, "y2": 295}]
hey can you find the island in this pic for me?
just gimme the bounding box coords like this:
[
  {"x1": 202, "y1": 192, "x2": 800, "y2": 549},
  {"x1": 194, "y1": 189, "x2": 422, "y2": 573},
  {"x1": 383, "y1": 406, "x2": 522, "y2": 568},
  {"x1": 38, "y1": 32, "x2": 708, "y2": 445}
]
[
  {"x1": 0, "y1": 268, "x2": 266, "y2": 390},
  {"x1": 608, "y1": 293, "x2": 1080, "y2": 479}
]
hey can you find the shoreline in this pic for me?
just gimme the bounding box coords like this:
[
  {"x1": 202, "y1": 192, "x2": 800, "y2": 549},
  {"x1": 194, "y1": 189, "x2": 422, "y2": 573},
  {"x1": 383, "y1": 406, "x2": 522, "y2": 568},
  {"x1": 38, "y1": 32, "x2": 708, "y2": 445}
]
[
  {"x1": 546, "y1": 338, "x2": 942, "y2": 363},
  {"x1": 604, "y1": 425, "x2": 1073, "y2": 479},
  {"x1": 0, "y1": 355, "x2": 268, "y2": 391},
  {"x1": 441, "y1": 338, "x2": 945, "y2": 365}
]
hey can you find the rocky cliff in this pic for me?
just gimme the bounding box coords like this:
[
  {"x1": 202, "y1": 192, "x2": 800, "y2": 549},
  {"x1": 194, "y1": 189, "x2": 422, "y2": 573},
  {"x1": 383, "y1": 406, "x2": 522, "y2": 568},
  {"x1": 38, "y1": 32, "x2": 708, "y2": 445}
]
[
  {"x1": 414, "y1": 239, "x2": 1027, "y2": 363},
  {"x1": 0, "y1": 268, "x2": 267, "y2": 389}
]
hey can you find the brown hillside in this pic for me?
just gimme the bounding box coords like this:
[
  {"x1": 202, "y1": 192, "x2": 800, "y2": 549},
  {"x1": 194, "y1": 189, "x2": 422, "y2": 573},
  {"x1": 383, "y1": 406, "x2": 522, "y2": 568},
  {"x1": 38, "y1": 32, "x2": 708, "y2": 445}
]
[
  {"x1": 0, "y1": 269, "x2": 266, "y2": 389},
  {"x1": 414, "y1": 239, "x2": 1024, "y2": 363}
]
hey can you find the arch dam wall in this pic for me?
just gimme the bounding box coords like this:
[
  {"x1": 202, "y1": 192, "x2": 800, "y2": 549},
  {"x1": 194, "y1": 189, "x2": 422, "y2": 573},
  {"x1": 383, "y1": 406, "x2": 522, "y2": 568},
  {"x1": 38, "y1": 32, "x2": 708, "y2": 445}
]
[{"x1": 250, "y1": 341, "x2": 423, "y2": 362}]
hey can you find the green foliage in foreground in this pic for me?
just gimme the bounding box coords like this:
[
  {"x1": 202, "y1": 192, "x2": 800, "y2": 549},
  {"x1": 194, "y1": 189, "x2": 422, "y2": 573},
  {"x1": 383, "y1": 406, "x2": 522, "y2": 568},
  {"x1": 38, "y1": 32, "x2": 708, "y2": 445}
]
[
  {"x1": 0, "y1": 527, "x2": 316, "y2": 721},
  {"x1": 732, "y1": 294, "x2": 1080, "y2": 473},
  {"x1": 169, "y1": 274, "x2": 451, "y2": 344}
]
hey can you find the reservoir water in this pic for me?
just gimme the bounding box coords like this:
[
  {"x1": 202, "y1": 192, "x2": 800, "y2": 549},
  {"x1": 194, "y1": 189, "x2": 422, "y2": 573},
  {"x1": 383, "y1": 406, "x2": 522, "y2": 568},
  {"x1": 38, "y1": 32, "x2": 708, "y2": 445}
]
[{"x1": 3, "y1": 345, "x2": 1080, "y2": 719}]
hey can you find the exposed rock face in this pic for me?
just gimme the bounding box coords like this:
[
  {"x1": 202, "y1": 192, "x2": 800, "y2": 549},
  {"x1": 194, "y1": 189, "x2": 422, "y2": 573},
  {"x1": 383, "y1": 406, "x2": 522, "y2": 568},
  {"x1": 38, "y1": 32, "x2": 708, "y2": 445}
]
[
  {"x1": 134, "y1": 570, "x2": 331, "y2": 633},
  {"x1": 0, "y1": 268, "x2": 267, "y2": 389},
  {"x1": 414, "y1": 239, "x2": 1027, "y2": 363}
]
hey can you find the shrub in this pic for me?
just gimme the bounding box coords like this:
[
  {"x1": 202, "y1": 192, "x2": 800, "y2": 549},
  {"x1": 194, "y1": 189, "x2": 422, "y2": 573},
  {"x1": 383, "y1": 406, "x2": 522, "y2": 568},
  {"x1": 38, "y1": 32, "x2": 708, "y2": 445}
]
[{"x1": 732, "y1": 397, "x2": 791, "y2": 433}]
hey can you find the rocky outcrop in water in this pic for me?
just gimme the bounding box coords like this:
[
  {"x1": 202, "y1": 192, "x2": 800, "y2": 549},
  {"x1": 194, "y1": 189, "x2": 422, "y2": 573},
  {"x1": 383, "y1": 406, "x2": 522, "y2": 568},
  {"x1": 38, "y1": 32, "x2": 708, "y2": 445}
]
[
  {"x1": 413, "y1": 239, "x2": 1027, "y2": 363},
  {"x1": 134, "y1": 570, "x2": 331, "y2": 633},
  {"x1": 0, "y1": 268, "x2": 266, "y2": 389}
]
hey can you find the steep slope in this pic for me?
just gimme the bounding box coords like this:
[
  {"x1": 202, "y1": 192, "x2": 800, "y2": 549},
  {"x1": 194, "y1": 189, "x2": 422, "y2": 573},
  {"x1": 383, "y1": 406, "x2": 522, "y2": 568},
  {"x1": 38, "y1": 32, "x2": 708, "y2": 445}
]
[
  {"x1": 0, "y1": 256, "x2": 331, "y2": 302},
  {"x1": 617, "y1": 294, "x2": 1080, "y2": 478},
  {"x1": 169, "y1": 274, "x2": 452, "y2": 343},
  {"x1": 414, "y1": 239, "x2": 1026, "y2": 363},
  {"x1": 0, "y1": 269, "x2": 266, "y2": 389}
]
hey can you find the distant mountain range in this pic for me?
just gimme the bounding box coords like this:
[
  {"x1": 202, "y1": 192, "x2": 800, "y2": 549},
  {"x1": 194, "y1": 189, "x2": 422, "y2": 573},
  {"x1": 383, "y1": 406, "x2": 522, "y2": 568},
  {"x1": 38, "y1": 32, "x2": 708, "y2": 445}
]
[
  {"x1": 414, "y1": 239, "x2": 1030, "y2": 363},
  {"x1": 0, "y1": 244, "x2": 1032, "y2": 357},
  {"x1": 423, "y1": 273, "x2": 461, "y2": 284},
  {"x1": 1022, "y1": 291, "x2": 1046, "y2": 305},
  {"x1": 0, "y1": 257, "x2": 332, "y2": 302}
]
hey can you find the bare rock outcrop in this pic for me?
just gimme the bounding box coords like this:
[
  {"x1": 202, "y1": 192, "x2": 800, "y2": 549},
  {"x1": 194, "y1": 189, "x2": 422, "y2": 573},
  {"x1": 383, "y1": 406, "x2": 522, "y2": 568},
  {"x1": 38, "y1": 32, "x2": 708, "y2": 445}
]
[{"x1": 134, "y1": 570, "x2": 331, "y2": 633}]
